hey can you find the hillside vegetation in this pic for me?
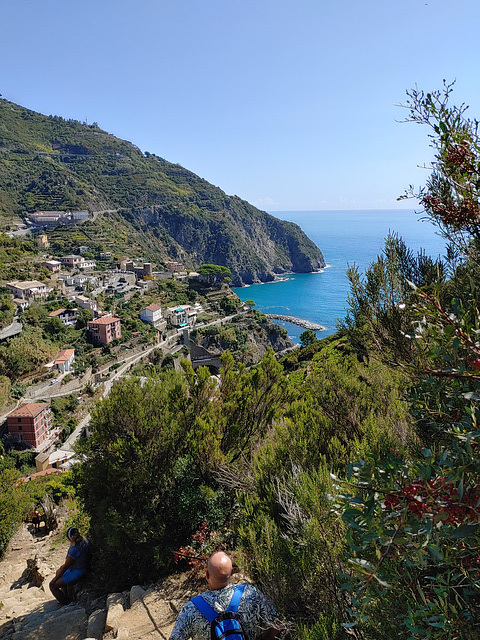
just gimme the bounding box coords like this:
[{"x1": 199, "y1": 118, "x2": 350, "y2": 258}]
[
  {"x1": 0, "y1": 99, "x2": 324, "y2": 285},
  {"x1": 2, "y1": 84, "x2": 480, "y2": 640}
]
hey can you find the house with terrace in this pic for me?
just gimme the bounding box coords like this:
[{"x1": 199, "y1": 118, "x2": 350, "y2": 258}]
[
  {"x1": 48, "y1": 308, "x2": 78, "y2": 327},
  {"x1": 6, "y1": 280, "x2": 50, "y2": 300},
  {"x1": 165, "y1": 305, "x2": 197, "y2": 328}
]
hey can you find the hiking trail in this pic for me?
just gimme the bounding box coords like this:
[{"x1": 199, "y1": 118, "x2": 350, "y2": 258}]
[{"x1": 0, "y1": 518, "x2": 203, "y2": 640}]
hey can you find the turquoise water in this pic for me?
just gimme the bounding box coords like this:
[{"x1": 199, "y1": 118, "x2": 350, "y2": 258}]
[{"x1": 233, "y1": 210, "x2": 447, "y2": 343}]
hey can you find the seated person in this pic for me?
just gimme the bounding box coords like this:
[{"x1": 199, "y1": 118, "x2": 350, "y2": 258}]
[
  {"x1": 49, "y1": 527, "x2": 89, "y2": 605},
  {"x1": 31, "y1": 507, "x2": 41, "y2": 532}
]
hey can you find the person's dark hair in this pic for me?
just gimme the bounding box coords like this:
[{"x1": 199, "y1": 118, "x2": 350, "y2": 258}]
[{"x1": 67, "y1": 527, "x2": 84, "y2": 545}]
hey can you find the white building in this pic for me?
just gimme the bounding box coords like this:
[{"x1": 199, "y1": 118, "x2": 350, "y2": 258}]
[
  {"x1": 165, "y1": 305, "x2": 197, "y2": 327},
  {"x1": 140, "y1": 303, "x2": 163, "y2": 324},
  {"x1": 48, "y1": 308, "x2": 78, "y2": 327},
  {"x1": 53, "y1": 349, "x2": 75, "y2": 372},
  {"x1": 74, "y1": 295, "x2": 99, "y2": 314}
]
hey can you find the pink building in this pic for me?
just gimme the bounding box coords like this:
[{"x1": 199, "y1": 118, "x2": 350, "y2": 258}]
[
  {"x1": 7, "y1": 403, "x2": 52, "y2": 449},
  {"x1": 43, "y1": 260, "x2": 62, "y2": 272},
  {"x1": 88, "y1": 316, "x2": 122, "y2": 345}
]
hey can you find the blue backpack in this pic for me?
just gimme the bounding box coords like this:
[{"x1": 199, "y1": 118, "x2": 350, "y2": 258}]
[{"x1": 191, "y1": 583, "x2": 247, "y2": 640}]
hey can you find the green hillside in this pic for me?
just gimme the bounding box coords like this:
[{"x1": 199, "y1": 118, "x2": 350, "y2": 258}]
[{"x1": 0, "y1": 99, "x2": 324, "y2": 285}]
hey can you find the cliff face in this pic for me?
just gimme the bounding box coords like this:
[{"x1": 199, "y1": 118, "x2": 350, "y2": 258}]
[
  {"x1": 0, "y1": 99, "x2": 325, "y2": 285},
  {"x1": 190, "y1": 311, "x2": 295, "y2": 366}
]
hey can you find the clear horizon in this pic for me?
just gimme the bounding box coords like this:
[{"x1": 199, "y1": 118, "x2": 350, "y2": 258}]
[{"x1": 2, "y1": 1, "x2": 479, "y2": 211}]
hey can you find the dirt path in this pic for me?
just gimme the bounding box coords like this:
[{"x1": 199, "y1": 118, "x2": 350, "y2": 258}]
[{"x1": 0, "y1": 519, "x2": 204, "y2": 640}]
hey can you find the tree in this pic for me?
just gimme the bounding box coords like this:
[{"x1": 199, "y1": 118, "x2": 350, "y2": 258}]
[
  {"x1": 299, "y1": 329, "x2": 318, "y2": 347},
  {"x1": 197, "y1": 264, "x2": 232, "y2": 285},
  {"x1": 338, "y1": 84, "x2": 480, "y2": 639}
]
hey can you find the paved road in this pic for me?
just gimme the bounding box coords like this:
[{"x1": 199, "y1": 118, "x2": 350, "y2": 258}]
[{"x1": 0, "y1": 319, "x2": 23, "y2": 340}]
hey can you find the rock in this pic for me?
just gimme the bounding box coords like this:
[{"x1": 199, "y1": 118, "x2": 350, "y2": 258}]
[
  {"x1": 87, "y1": 608, "x2": 107, "y2": 639},
  {"x1": 129, "y1": 585, "x2": 146, "y2": 607},
  {"x1": 104, "y1": 592, "x2": 127, "y2": 633}
]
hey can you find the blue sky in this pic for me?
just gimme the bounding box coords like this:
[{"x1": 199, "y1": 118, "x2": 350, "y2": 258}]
[{"x1": 1, "y1": 0, "x2": 480, "y2": 211}]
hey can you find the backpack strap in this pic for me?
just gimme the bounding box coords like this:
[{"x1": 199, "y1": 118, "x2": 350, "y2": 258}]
[
  {"x1": 226, "y1": 584, "x2": 246, "y2": 613},
  {"x1": 191, "y1": 584, "x2": 247, "y2": 621},
  {"x1": 191, "y1": 595, "x2": 218, "y2": 623}
]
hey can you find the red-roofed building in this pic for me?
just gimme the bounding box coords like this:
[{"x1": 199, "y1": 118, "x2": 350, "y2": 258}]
[
  {"x1": 88, "y1": 316, "x2": 121, "y2": 345},
  {"x1": 48, "y1": 308, "x2": 77, "y2": 327},
  {"x1": 54, "y1": 349, "x2": 75, "y2": 372},
  {"x1": 140, "y1": 303, "x2": 162, "y2": 323},
  {"x1": 7, "y1": 403, "x2": 52, "y2": 448}
]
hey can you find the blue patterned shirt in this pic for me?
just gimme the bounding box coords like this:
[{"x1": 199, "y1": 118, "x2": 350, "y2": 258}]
[{"x1": 169, "y1": 582, "x2": 278, "y2": 640}]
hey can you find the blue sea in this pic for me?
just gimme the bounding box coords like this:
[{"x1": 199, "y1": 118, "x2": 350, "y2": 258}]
[{"x1": 232, "y1": 210, "x2": 448, "y2": 343}]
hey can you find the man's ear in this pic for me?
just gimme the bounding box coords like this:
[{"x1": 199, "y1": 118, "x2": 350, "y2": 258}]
[{"x1": 206, "y1": 570, "x2": 210, "y2": 581}]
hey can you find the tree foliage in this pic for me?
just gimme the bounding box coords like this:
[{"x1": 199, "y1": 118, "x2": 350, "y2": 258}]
[{"x1": 336, "y1": 84, "x2": 480, "y2": 639}]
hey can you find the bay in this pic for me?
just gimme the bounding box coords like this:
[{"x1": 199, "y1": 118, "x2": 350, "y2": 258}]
[{"x1": 232, "y1": 209, "x2": 447, "y2": 343}]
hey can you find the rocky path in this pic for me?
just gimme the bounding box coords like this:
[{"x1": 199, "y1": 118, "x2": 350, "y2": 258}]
[{"x1": 0, "y1": 523, "x2": 200, "y2": 640}]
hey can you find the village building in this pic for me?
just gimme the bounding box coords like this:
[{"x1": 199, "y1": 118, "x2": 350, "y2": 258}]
[
  {"x1": 88, "y1": 316, "x2": 121, "y2": 345},
  {"x1": 35, "y1": 447, "x2": 76, "y2": 473},
  {"x1": 72, "y1": 210, "x2": 89, "y2": 222},
  {"x1": 165, "y1": 305, "x2": 197, "y2": 328},
  {"x1": 42, "y1": 260, "x2": 62, "y2": 272},
  {"x1": 140, "y1": 303, "x2": 167, "y2": 330},
  {"x1": 78, "y1": 259, "x2": 96, "y2": 270},
  {"x1": 165, "y1": 261, "x2": 185, "y2": 272},
  {"x1": 48, "y1": 308, "x2": 77, "y2": 327},
  {"x1": 74, "y1": 295, "x2": 99, "y2": 314},
  {"x1": 36, "y1": 235, "x2": 50, "y2": 249},
  {"x1": 53, "y1": 349, "x2": 75, "y2": 372},
  {"x1": 6, "y1": 280, "x2": 50, "y2": 300},
  {"x1": 7, "y1": 403, "x2": 53, "y2": 449},
  {"x1": 28, "y1": 211, "x2": 64, "y2": 226},
  {"x1": 60, "y1": 255, "x2": 84, "y2": 268},
  {"x1": 13, "y1": 298, "x2": 29, "y2": 312}
]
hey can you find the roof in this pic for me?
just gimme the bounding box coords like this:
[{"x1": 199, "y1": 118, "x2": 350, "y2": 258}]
[
  {"x1": 89, "y1": 316, "x2": 120, "y2": 326},
  {"x1": 49, "y1": 449, "x2": 75, "y2": 464},
  {"x1": 18, "y1": 468, "x2": 59, "y2": 483},
  {"x1": 54, "y1": 349, "x2": 75, "y2": 364},
  {"x1": 145, "y1": 303, "x2": 162, "y2": 311},
  {"x1": 8, "y1": 403, "x2": 49, "y2": 419},
  {"x1": 48, "y1": 308, "x2": 67, "y2": 317},
  {"x1": 7, "y1": 280, "x2": 46, "y2": 289}
]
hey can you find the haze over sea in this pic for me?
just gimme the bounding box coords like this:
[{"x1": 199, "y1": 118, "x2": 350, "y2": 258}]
[{"x1": 233, "y1": 210, "x2": 448, "y2": 343}]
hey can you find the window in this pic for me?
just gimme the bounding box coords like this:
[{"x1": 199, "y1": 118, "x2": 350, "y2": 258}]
[{"x1": 18, "y1": 426, "x2": 22, "y2": 431}]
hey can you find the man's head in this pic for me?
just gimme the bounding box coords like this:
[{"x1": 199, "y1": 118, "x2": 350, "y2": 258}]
[{"x1": 206, "y1": 551, "x2": 233, "y2": 590}]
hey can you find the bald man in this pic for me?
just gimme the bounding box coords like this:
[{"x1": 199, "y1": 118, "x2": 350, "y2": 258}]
[{"x1": 169, "y1": 551, "x2": 282, "y2": 640}]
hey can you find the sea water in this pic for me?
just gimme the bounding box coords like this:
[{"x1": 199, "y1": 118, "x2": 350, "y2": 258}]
[{"x1": 232, "y1": 209, "x2": 447, "y2": 343}]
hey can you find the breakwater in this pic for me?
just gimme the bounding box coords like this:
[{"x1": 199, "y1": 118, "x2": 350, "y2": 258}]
[{"x1": 266, "y1": 314, "x2": 325, "y2": 331}]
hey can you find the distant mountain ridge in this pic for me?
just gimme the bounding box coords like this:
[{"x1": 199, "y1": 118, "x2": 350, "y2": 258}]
[{"x1": 0, "y1": 99, "x2": 325, "y2": 285}]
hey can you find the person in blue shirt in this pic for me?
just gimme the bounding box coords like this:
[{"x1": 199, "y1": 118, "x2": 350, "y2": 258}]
[{"x1": 49, "y1": 527, "x2": 89, "y2": 605}]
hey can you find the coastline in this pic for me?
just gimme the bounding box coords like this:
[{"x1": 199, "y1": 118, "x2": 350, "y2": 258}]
[{"x1": 265, "y1": 314, "x2": 325, "y2": 331}]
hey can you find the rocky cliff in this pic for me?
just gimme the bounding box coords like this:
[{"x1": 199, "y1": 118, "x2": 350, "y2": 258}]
[{"x1": 0, "y1": 99, "x2": 325, "y2": 285}]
